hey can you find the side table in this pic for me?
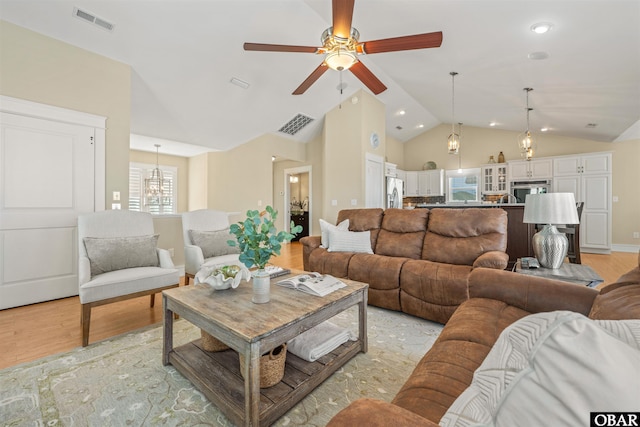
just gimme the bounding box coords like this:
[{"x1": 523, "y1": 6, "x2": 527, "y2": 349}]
[{"x1": 513, "y1": 259, "x2": 604, "y2": 287}]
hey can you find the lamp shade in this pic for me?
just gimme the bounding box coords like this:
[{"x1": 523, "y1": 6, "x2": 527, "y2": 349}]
[{"x1": 523, "y1": 193, "x2": 579, "y2": 225}]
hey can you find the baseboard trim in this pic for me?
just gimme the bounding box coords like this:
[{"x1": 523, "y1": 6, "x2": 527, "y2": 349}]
[{"x1": 611, "y1": 244, "x2": 640, "y2": 253}]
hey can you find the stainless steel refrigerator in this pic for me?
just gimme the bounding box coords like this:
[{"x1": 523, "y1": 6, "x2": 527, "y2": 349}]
[{"x1": 386, "y1": 177, "x2": 404, "y2": 209}]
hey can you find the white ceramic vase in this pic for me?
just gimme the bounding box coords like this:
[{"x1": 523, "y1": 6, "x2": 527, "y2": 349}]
[{"x1": 252, "y1": 269, "x2": 271, "y2": 304}]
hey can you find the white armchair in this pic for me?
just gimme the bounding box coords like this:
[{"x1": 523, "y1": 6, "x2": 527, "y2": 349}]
[
  {"x1": 181, "y1": 209, "x2": 241, "y2": 284},
  {"x1": 78, "y1": 210, "x2": 180, "y2": 346}
]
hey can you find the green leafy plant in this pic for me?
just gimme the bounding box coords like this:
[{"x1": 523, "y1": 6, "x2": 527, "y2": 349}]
[{"x1": 228, "y1": 205, "x2": 303, "y2": 270}]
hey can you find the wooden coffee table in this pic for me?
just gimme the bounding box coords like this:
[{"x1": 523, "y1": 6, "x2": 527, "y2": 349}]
[{"x1": 162, "y1": 271, "x2": 368, "y2": 427}]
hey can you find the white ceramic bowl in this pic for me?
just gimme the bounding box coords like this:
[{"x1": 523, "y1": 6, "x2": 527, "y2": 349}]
[{"x1": 197, "y1": 265, "x2": 251, "y2": 290}]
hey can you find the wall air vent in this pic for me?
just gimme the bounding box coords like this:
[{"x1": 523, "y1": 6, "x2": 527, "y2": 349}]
[
  {"x1": 278, "y1": 114, "x2": 314, "y2": 136},
  {"x1": 73, "y1": 7, "x2": 114, "y2": 32}
]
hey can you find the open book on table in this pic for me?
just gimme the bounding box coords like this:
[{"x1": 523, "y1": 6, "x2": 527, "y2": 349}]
[{"x1": 276, "y1": 272, "x2": 346, "y2": 297}]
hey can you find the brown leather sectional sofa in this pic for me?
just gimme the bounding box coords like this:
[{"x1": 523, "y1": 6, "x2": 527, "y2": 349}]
[
  {"x1": 300, "y1": 208, "x2": 509, "y2": 323},
  {"x1": 326, "y1": 258, "x2": 640, "y2": 426}
]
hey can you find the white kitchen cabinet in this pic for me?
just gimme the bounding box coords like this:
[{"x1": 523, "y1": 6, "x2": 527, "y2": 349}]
[
  {"x1": 553, "y1": 152, "x2": 612, "y2": 252},
  {"x1": 418, "y1": 170, "x2": 444, "y2": 196},
  {"x1": 509, "y1": 158, "x2": 553, "y2": 180},
  {"x1": 405, "y1": 171, "x2": 419, "y2": 196},
  {"x1": 481, "y1": 164, "x2": 508, "y2": 194},
  {"x1": 385, "y1": 162, "x2": 397, "y2": 177},
  {"x1": 396, "y1": 169, "x2": 406, "y2": 182},
  {"x1": 553, "y1": 153, "x2": 610, "y2": 176},
  {"x1": 404, "y1": 170, "x2": 443, "y2": 197}
]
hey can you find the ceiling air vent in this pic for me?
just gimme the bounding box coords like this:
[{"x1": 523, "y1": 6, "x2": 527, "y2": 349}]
[
  {"x1": 278, "y1": 114, "x2": 314, "y2": 136},
  {"x1": 73, "y1": 7, "x2": 114, "y2": 32}
]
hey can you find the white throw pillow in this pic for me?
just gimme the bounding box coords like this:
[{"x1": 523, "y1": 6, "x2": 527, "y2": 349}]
[
  {"x1": 440, "y1": 311, "x2": 640, "y2": 427},
  {"x1": 327, "y1": 229, "x2": 373, "y2": 254},
  {"x1": 319, "y1": 218, "x2": 349, "y2": 248}
]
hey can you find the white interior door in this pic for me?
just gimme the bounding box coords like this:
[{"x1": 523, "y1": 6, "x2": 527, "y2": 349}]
[
  {"x1": 366, "y1": 153, "x2": 384, "y2": 208},
  {"x1": 0, "y1": 112, "x2": 96, "y2": 309}
]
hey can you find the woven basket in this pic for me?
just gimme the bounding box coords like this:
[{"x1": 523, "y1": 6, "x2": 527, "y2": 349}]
[
  {"x1": 239, "y1": 344, "x2": 287, "y2": 388},
  {"x1": 200, "y1": 330, "x2": 229, "y2": 352}
]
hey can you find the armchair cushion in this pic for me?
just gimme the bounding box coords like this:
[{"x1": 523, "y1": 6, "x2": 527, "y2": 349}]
[
  {"x1": 79, "y1": 266, "x2": 180, "y2": 304},
  {"x1": 83, "y1": 234, "x2": 159, "y2": 276},
  {"x1": 188, "y1": 228, "x2": 240, "y2": 259}
]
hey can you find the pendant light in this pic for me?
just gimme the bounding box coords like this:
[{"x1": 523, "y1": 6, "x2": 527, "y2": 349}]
[
  {"x1": 144, "y1": 144, "x2": 167, "y2": 206},
  {"x1": 457, "y1": 122, "x2": 463, "y2": 172},
  {"x1": 518, "y1": 88, "x2": 535, "y2": 161},
  {"x1": 447, "y1": 72, "x2": 460, "y2": 154}
]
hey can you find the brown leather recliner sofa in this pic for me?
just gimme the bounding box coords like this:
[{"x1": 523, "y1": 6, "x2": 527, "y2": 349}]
[
  {"x1": 300, "y1": 207, "x2": 509, "y2": 323},
  {"x1": 326, "y1": 256, "x2": 640, "y2": 426}
]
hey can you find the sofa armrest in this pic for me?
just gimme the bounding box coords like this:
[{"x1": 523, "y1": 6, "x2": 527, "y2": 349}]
[
  {"x1": 184, "y1": 244, "x2": 205, "y2": 275},
  {"x1": 468, "y1": 267, "x2": 598, "y2": 316},
  {"x1": 327, "y1": 398, "x2": 439, "y2": 427},
  {"x1": 473, "y1": 250, "x2": 509, "y2": 270},
  {"x1": 300, "y1": 235, "x2": 321, "y2": 250},
  {"x1": 300, "y1": 235, "x2": 322, "y2": 271},
  {"x1": 79, "y1": 256, "x2": 91, "y2": 285},
  {"x1": 157, "y1": 248, "x2": 175, "y2": 269}
]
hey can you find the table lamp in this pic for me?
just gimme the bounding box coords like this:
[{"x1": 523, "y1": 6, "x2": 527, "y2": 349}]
[{"x1": 523, "y1": 193, "x2": 579, "y2": 269}]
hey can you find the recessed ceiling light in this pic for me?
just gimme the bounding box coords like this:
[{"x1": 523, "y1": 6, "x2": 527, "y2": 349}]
[
  {"x1": 531, "y1": 22, "x2": 553, "y2": 34},
  {"x1": 398, "y1": 110, "x2": 406, "y2": 116},
  {"x1": 417, "y1": 124, "x2": 424, "y2": 128},
  {"x1": 540, "y1": 127, "x2": 549, "y2": 132},
  {"x1": 489, "y1": 121, "x2": 497, "y2": 127},
  {"x1": 528, "y1": 51, "x2": 549, "y2": 60}
]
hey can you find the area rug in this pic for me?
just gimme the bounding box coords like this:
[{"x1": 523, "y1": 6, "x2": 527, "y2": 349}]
[{"x1": 1, "y1": 306, "x2": 442, "y2": 426}]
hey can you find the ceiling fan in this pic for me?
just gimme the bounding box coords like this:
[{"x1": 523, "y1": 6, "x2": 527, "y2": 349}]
[{"x1": 243, "y1": 0, "x2": 443, "y2": 95}]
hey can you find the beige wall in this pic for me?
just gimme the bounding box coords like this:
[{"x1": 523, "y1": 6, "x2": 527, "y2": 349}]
[
  {"x1": 385, "y1": 135, "x2": 405, "y2": 167},
  {"x1": 0, "y1": 20, "x2": 131, "y2": 209},
  {"x1": 404, "y1": 124, "x2": 640, "y2": 247},
  {"x1": 323, "y1": 90, "x2": 386, "y2": 223},
  {"x1": 195, "y1": 132, "x2": 306, "y2": 214}
]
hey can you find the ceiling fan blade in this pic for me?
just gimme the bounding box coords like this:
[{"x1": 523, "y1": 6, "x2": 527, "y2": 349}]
[
  {"x1": 360, "y1": 31, "x2": 443, "y2": 54},
  {"x1": 243, "y1": 42, "x2": 319, "y2": 53},
  {"x1": 332, "y1": 0, "x2": 355, "y2": 39},
  {"x1": 292, "y1": 63, "x2": 329, "y2": 95},
  {"x1": 349, "y1": 61, "x2": 387, "y2": 95}
]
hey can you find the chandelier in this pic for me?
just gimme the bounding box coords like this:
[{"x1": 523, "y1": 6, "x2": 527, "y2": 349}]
[
  {"x1": 447, "y1": 72, "x2": 460, "y2": 154},
  {"x1": 144, "y1": 144, "x2": 168, "y2": 207},
  {"x1": 518, "y1": 88, "x2": 535, "y2": 161}
]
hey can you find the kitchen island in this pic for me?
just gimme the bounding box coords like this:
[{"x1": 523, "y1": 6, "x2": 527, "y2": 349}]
[{"x1": 409, "y1": 203, "x2": 534, "y2": 270}]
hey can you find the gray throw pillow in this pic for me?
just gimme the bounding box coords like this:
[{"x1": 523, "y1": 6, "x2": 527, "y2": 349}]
[
  {"x1": 84, "y1": 234, "x2": 159, "y2": 276},
  {"x1": 189, "y1": 228, "x2": 240, "y2": 259}
]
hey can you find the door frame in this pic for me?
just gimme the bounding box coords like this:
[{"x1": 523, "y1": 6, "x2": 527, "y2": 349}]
[{"x1": 283, "y1": 165, "x2": 312, "y2": 236}]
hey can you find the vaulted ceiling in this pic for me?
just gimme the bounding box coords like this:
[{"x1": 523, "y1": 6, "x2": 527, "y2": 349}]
[{"x1": 2, "y1": 0, "x2": 639, "y2": 156}]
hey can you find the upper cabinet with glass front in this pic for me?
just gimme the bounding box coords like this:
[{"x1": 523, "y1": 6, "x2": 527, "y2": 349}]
[{"x1": 481, "y1": 164, "x2": 508, "y2": 194}]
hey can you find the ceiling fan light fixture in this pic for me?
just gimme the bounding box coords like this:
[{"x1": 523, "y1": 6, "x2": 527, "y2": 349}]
[{"x1": 325, "y1": 49, "x2": 357, "y2": 70}]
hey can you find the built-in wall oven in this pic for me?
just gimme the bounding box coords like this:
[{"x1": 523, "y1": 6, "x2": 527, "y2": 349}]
[{"x1": 510, "y1": 180, "x2": 551, "y2": 203}]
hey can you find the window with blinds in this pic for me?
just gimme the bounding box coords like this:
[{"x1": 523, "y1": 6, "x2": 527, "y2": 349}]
[{"x1": 129, "y1": 162, "x2": 177, "y2": 214}]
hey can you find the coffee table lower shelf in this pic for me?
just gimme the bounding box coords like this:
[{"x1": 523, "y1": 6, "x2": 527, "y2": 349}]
[{"x1": 168, "y1": 338, "x2": 362, "y2": 426}]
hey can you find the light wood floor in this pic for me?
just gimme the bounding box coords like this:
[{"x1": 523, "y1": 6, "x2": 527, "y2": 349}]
[{"x1": 0, "y1": 242, "x2": 634, "y2": 370}]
